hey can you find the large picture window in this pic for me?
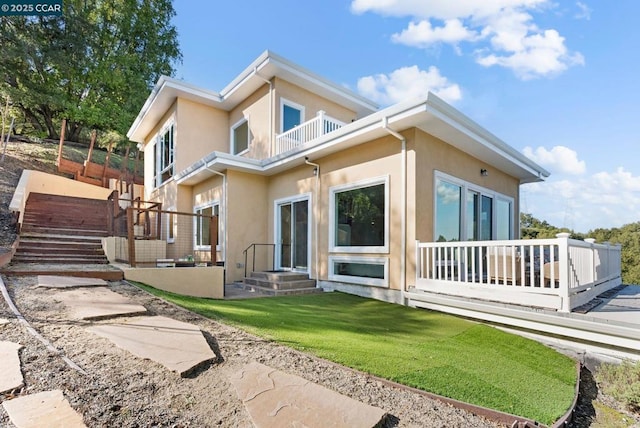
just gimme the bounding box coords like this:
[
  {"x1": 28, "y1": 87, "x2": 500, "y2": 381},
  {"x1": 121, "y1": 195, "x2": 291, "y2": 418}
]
[
  {"x1": 231, "y1": 119, "x2": 249, "y2": 155},
  {"x1": 154, "y1": 123, "x2": 174, "y2": 187},
  {"x1": 435, "y1": 172, "x2": 514, "y2": 242},
  {"x1": 194, "y1": 203, "x2": 219, "y2": 249},
  {"x1": 330, "y1": 177, "x2": 389, "y2": 253}
]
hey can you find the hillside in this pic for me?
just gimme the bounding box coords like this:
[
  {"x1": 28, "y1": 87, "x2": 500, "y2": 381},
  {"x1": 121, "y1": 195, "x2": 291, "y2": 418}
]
[{"x1": 0, "y1": 138, "x2": 135, "y2": 251}]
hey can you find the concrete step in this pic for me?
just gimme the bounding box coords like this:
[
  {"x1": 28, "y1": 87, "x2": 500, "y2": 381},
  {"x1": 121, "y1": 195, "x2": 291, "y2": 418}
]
[
  {"x1": 233, "y1": 282, "x2": 323, "y2": 297},
  {"x1": 244, "y1": 277, "x2": 317, "y2": 290},
  {"x1": 250, "y1": 271, "x2": 312, "y2": 282}
]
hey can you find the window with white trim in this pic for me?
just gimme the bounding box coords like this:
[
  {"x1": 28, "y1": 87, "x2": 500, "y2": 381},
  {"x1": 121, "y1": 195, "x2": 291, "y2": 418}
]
[
  {"x1": 154, "y1": 123, "x2": 174, "y2": 187},
  {"x1": 194, "y1": 203, "x2": 220, "y2": 249},
  {"x1": 280, "y1": 98, "x2": 304, "y2": 133},
  {"x1": 166, "y1": 207, "x2": 176, "y2": 244},
  {"x1": 435, "y1": 172, "x2": 514, "y2": 242},
  {"x1": 231, "y1": 118, "x2": 249, "y2": 155},
  {"x1": 329, "y1": 256, "x2": 389, "y2": 287},
  {"x1": 330, "y1": 176, "x2": 389, "y2": 253}
]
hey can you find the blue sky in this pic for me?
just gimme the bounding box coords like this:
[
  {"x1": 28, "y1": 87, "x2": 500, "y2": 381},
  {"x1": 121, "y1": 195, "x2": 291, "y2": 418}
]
[{"x1": 171, "y1": 0, "x2": 640, "y2": 234}]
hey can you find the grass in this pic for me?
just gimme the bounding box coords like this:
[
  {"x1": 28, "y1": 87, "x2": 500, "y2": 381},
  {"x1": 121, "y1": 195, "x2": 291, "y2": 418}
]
[{"x1": 135, "y1": 285, "x2": 576, "y2": 424}]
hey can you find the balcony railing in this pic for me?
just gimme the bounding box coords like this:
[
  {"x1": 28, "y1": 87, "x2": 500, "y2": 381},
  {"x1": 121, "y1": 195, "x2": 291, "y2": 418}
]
[
  {"x1": 275, "y1": 110, "x2": 345, "y2": 155},
  {"x1": 415, "y1": 233, "x2": 622, "y2": 312}
]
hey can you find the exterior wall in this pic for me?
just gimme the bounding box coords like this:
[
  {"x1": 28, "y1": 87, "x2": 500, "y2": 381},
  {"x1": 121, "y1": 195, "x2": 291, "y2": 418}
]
[
  {"x1": 414, "y1": 128, "x2": 520, "y2": 244},
  {"x1": 225, "y1": 170, "x2": 269, "y2": 282},
  {"x1": 192, "y1": 176, "x2": 224, "y2": 263},
  {"x1": 317, "y1": 135, "x2": 406, "y2": 292},
  {"x1": 262, "y1": 134, "x2": 406, "y2": 292},
  {"x1": 273, "y1": 78, "x2": 358, "y2": 132},
  {"x1": 175, "y1": 98, "x2": 229, "y2": 172},
  {"x1": 229, "y1": 84, "x2": 271, "y2": 160},
  {"x1": 123, "y1": 266, "x2": 225, "y2": 299},
  {"x1": 266, "y1": 164, "x2": 317, "y2": 275},
  {"x1": 142, "y1": 101, "x2": 177, "y2": 199}
]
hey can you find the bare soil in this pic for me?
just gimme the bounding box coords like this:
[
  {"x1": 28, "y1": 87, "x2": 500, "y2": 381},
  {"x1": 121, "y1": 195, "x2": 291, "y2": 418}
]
[{"x1": 0, "y1": 139, "x2": 638, "y2": 427}]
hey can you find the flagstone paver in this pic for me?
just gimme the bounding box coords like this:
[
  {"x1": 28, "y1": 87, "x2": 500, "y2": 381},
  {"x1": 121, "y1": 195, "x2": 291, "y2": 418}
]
[
  {"x1": 87, "y1": 315, "x2": 216, "y2": 376},
  {"x1": 2, "y1": 389, "x2": 86, "y2": 428},
  {"x1": 53, "y1": 286, "x2": 147, "y2": 320},
  {"x1": 0, "y1": 341, "x2": 23, "y2": 394},
  {"x1": 231, "y1": 361, "x2": 387, "y2": 428},
  {"x1": 36, "y1": 275, "x2": 108, "y2": 288}
]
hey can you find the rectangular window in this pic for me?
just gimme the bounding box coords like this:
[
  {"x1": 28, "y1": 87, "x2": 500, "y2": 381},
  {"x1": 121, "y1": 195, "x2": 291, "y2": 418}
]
[
  {"x1": 330, "y1": 177, "x2": 389, "y2": 253},
  {"x1": 281, "y1": 99, "x2": 304, "y2": 132},
  {"x1": 496, "y1": 199, "x2": 512, "y2": 240},
  {"x1": 435, "y1": 180, "x2": 462, "y2": 242},
  {"x1": 231, "y1": 119, "x2": 249, "y2": 155},
  {"x1": 194, "y1": 203, "x2": 219, "y2": 249},
  {"x1": 329, "y1": 256, "x2": 389, "y2": 287},
  {"x1": 166, "y1": 208, "x2": 176, "y2": 244},
  {"x1": 435, "y1": 172, "x2": 514, "y2": 241},
  {"x1": 154, "y1": 123, "x2": 174, "y2": 187}
]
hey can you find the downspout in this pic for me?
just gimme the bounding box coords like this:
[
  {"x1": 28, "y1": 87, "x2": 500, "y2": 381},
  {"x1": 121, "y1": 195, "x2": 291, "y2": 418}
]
[
  {"x1": 254, "y1": 68, "x2": 274, "y2": 157},
  {"x1": 305, "y1": 157, "x2": 320, "y2": 282},
  {"x1": 204, "y1": 165, "x2": 227, "y2": 265},
  {"x1": 382, "y1": 117, "x2": 407, "y2": 304}
]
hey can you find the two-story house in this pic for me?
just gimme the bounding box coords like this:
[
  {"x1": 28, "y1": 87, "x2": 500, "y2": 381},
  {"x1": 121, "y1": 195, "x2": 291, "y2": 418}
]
[{"x1": 127, "y1": 51, "x2": 621, "y2": 311}]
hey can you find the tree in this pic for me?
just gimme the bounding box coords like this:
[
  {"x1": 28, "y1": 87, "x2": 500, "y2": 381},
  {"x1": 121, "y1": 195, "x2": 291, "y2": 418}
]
[
  {"x1": 0, "y1": 0, "x2": 181, "y2": 142},
  {"x1": 521, "y1": 213, "x2": 640, "y2": 285}
]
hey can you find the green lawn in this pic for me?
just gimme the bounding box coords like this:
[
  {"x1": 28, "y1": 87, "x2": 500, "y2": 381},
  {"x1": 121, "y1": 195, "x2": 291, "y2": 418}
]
[{"x1": 135, "y1": 285, "x2": 576, "y2": 424}]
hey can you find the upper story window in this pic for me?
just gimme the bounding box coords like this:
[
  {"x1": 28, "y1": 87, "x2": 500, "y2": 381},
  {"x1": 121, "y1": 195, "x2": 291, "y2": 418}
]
[
  {"x1": 329, "y1": 176, "x2": 389, "y2": 254},
  {"x1": 231, "y1": 118, "x2": 249, "y2": 155},
  {"x1": 154, "y1": 123, "x2": 174, "y2": 187},
  {"x1": 280, "y1": 98, "x2": 304, "y2": 132},
  {"x1": 435, "y1": 171, "x2": 514, "y2": 242}
]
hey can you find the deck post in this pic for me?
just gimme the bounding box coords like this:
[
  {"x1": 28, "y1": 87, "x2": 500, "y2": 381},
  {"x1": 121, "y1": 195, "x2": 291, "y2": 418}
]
[
  {"x1": 556, "y1": 233, "x2": 571, "y2": 312},
  {"x1": 56, "y1": 118, "x2": 66, "y2": 167},
  {"x1": 210, "y1": 215, "x2": 218, "y2": 265},
  {"x1": 127, "y1": 207, "x2": 136, "y2": 267}
]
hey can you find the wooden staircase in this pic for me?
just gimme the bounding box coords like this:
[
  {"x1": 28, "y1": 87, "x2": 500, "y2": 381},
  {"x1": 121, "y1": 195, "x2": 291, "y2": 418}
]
[{"x1": 1, "y1": 192, "x2": 123, "y2": 280}]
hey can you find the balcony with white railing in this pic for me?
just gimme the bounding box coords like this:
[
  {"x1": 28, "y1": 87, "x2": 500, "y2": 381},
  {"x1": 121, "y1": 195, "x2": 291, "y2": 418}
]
[
  {"x1": 275, "y1": 110, "x2": 345, "y2": 155},
  {"x1": 415, "y1": 233, "x2": 622, "y2": 312}
]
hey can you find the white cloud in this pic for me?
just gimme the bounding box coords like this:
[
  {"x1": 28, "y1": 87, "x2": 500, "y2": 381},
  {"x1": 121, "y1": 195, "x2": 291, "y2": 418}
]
[
  {"x1": 523, "y1": 145, "x2": 586, "y2": 175},
  {"x1": 351, "y1": 0, "x2": 584, "y2": 79},
  {"x1": 575, "y1": 2, "x2": 592, "y2": 20},
  {"x1": 357, "y1": 65, "x2": 462, "y2": 105},
  {"x1": 392, "y1": 19, "x2": 478, "y2": 48},
  {"x1": 521, "y1": 167, "x2": 640, "y2": 232}
]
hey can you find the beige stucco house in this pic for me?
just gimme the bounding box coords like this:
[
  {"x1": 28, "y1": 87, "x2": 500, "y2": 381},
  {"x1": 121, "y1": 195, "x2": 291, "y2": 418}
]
[{"x1": 127, "y1": 51, "x2": 621, "y2": 309}]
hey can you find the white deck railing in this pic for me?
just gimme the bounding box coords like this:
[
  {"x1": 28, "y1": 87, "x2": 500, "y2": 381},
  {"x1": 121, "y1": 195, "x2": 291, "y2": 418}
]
[
  {"x1": 415, "y1": 233, "x2": 622, "y2": 312},
  {"x1": 275, "y1": 110, "x2": 345, "y2": 155}
]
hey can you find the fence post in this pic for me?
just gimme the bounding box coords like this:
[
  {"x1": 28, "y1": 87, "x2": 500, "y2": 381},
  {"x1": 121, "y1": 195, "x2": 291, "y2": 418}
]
[
  {"x1": 127, "y1": 207, "x2": 136, "y2": 267},
  {"x1": 556, "y1": 233, "x2": 571, "y2": 312},
  {"x1": 210, "y1": 215, "x2": 218, "y2": 265}
]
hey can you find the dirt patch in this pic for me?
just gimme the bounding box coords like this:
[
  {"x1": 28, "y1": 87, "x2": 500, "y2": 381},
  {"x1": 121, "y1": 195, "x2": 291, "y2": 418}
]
[{"x1": 0, "y1": 277, "x2": 500, "y2": 427}]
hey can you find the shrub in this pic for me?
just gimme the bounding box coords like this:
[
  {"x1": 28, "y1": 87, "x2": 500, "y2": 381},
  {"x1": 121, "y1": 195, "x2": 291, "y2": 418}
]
[{"x1": 596, "y1": 360, "x2": 640, "y2": 411}]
